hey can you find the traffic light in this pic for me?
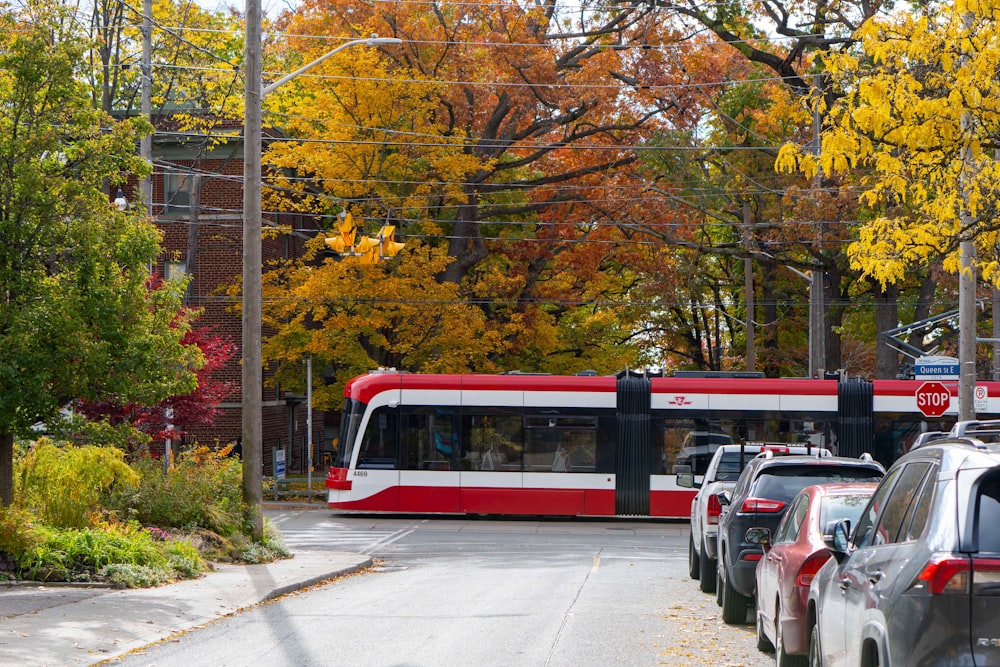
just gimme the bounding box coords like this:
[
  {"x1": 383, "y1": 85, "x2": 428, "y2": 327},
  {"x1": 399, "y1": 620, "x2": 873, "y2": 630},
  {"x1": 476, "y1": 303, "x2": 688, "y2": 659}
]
[
  {"x1": 324, "y1": 211, "x2": 357, "y2": 254},
  {"x1": 376, "y1": 225, "x2": 405, "y2": 258},
  {"x1": 354, "y1": 234, "x2": 381, "y2": 264}
]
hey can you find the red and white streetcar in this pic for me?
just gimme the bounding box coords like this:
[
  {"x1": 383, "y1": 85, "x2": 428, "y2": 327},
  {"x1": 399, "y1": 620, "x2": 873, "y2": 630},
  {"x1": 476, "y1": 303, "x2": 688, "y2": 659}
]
[{"x1": 325, "y1": 369, "x2": 996, "y2": 518}]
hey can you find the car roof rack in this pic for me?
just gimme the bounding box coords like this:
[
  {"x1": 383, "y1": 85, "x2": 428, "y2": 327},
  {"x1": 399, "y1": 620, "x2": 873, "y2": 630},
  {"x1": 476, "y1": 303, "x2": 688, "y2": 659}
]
[
  {"x1": 910, "y1": 431, "x2": 947, "y2": 450},
  {"x1": 949, "y1": 420, "x2": 1000, "y2": 442}
]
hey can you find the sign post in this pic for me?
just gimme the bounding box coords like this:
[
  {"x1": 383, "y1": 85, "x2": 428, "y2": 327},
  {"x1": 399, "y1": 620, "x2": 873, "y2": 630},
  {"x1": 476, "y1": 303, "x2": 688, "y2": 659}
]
[{"x1": 916, "y1": 381, "x2": 952, "y2": 418}]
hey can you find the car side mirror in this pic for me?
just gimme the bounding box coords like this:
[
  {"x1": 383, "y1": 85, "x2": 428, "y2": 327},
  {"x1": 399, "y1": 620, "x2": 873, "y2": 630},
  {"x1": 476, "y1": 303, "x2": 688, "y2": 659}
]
[
  {"x1": 676, "y1": 471, "x2": 698, "y2": 489},
  {"x1": 822, "y1": 518, "x2": 851, "y2": 564},
  {"x1": 715, "y1": 490, "x2": 730, "y2": 507},
  {"x1": 745, "y1": 527, "x2": 771, "y2": 552}
]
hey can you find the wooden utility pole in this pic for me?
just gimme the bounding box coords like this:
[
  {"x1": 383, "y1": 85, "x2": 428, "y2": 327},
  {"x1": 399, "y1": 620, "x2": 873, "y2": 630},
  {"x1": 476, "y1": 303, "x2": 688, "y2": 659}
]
[
  {"x1": 743, "y1": 198, "x2": 755, "y2": 372},
  {"x1": 809, "y1": 73, "x2": 826, "y2": 379},
  {"x1": 243, "y1": 0, "x2": 264, "y2": 539}
]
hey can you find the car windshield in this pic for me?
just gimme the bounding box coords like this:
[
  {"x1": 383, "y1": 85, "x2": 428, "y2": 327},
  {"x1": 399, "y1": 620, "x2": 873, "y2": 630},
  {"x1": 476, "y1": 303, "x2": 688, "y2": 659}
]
[
  {"x1": 752, "y1": 466, "x2": 883, "y2": 503},
  {"x1": 818, "y1": 494, "x2": 873, "y2": 532}
]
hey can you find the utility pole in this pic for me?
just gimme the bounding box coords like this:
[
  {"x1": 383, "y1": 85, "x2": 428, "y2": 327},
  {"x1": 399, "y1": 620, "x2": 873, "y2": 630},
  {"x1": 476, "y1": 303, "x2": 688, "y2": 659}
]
[
  {"x1": 743, "y1": 198, "x2": 755, "y2": 373},
  {"x1": 958, "y1": 10, "x2": 977, "y2": 421},
  {"x1": 242, "y1": 21, "x2": 400, "y2": 538},
  {"x1": 243, "y1": 0, "x2": 264, "y2": 539},
  {"x1": 141, "y1": 0, "x2": 152, "y2": 214},
  {"x1": 809, "y1": 73, "x2": 826, "y2": 379}
]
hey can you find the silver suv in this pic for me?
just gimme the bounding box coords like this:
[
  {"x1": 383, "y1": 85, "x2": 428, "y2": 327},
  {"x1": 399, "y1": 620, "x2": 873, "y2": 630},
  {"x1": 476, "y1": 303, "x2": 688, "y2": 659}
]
[{"x1": 806, "y1": 420, "x2": 1000, "y2": 666}]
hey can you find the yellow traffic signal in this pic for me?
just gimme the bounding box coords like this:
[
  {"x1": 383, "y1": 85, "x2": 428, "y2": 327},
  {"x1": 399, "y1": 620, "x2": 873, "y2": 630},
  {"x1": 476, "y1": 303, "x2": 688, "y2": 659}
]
[
  {"x1": 324, "y1": 211, "x2": 357, "y2": 255},
  {"x1": 354, "y1": 235, "x2": 381, "y2": 264},
  {"x1": 376, "y1": 225, "x2": 405, "y2": 258}
]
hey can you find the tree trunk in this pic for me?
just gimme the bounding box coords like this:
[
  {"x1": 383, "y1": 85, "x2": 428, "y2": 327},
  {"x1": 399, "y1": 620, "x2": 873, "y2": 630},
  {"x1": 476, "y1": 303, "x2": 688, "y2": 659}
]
[
  {"x1": 875, "y1": 281, "x2": 900, "y2": 379},
  {"x1": 825, "y1": 267, "x2": 843, "y2": 372},
  {"x1": 0, "y1": 432, "x2": 12, "y2": 507}
]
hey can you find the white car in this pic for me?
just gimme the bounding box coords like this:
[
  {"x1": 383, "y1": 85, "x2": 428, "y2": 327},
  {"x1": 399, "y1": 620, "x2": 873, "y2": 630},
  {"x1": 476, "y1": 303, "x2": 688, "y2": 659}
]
[{"x1": 680, "y1": 443, "x2": 829, "y2": 594}]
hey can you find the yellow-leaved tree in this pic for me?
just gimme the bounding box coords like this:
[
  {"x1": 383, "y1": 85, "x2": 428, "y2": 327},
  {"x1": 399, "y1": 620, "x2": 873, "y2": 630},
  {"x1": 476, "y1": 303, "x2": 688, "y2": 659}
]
[
  {"x1": 261, "y1": 240, "x2": 510, "y2": 409},
  {"x1": 776, "y1": 1, "x2": 1000, "y2": 288}
]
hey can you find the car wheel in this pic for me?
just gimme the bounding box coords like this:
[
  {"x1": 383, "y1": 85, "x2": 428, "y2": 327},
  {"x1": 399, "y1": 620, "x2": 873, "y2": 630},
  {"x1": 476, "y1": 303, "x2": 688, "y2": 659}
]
[
  {"x1": 808, "y1": 624, "x2": 823, "y2": 667},
  {"x1": 756, "y1": 609, "x2": 774, "y2": 652},
  {"x1": 720, "y1": 559, "x2": 750, "y2": 624},
  {"x1": 688, "y1": 533, "x2": 700, "y2": 580},
  {"x1": 775, "y1": 602, "x2": 807, "y2": 667},
  {"x1": 715, "y1": 559, "x2": 723, "y2": 606},
  {"x1": 699, "y1": 543, "x2": 716, "y2": 593}
]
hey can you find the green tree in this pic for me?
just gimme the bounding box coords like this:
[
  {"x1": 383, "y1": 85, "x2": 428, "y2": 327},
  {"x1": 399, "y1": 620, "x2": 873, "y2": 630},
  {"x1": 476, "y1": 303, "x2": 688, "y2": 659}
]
[{"x1": 0, "y1": 4, "x2": 200, "y2": 506}]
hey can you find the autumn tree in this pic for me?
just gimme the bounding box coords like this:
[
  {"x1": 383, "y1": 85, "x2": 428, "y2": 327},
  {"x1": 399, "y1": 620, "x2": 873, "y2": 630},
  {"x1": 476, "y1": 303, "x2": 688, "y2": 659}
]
[
  {"x1": 0, "y1": 4, "x2": 201, "y2": 505},
  {"x1": 259, "y1": 0, "x2": 742, "y2": 377},
  {"x1": 776, "y1": 3, "x2": 1000, "y2": 379},
  {"x1": 261, "y1": 244, "x2": 510, "y2": 408}
]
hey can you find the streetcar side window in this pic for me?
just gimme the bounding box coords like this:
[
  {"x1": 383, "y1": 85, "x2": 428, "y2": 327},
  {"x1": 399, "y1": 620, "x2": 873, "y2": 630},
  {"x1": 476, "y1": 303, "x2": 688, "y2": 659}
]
[
  {"x1": 402, "y1": 408, "x2": 460, "y2": 471},
  {"x1": 524, "y1": 415, "x2": 598, "y2": 473},
  {"x1": 464, "y1": 413, "x2": 523, "y2": 472},
  {"x1": 357, "y1": 407, "x2": 398, "y2": 469}
]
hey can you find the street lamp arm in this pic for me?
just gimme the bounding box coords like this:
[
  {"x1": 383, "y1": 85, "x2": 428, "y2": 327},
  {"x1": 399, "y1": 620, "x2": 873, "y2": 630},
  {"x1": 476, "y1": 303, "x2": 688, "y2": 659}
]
[{"x1": 262, "y1": 37, "x2": 402, "y2": 97}]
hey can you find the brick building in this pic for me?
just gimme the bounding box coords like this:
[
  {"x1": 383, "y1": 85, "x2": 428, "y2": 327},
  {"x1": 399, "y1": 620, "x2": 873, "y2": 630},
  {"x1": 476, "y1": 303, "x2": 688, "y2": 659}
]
[{"x1": 148, "y1": 123, "x2": 326, "y2": 476}]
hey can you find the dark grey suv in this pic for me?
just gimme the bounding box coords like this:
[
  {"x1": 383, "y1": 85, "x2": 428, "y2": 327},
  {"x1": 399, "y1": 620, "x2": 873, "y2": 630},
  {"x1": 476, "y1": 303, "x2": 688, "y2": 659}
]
[
  {"x1": 716, "y1": 452, "x2": 885, "y2": 624},
  {"x1": 806, "y1": 421, "x2": 1000, "y2": 667}
]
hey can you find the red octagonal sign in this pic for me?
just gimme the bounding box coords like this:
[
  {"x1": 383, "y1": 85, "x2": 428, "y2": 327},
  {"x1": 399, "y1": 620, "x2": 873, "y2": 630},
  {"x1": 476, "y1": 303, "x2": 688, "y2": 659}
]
[{"x1": 916, "y1": 381, "x2": 952, "y2": 418}]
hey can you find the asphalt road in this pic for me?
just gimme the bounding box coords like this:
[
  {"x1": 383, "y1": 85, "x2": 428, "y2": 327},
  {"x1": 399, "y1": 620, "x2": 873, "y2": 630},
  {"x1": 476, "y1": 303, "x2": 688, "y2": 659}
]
[{"x1": 107, "y1": 512, "x2": 772, "y2": 667}]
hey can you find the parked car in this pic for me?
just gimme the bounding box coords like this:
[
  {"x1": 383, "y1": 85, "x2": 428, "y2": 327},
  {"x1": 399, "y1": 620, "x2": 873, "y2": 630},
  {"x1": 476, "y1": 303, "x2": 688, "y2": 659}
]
[
  {"x1": 716, "y1": 452, "x2": 885, "y2": 624},
  {"x1": 748, "y1": 482, "x2": 878, "y2": 667},
  {"x1": 682, "y1": 443, "x2": 830, "y2": 594},
  {"x1": 806, "y1": 420, "x2": 1000, "y2": 667}
]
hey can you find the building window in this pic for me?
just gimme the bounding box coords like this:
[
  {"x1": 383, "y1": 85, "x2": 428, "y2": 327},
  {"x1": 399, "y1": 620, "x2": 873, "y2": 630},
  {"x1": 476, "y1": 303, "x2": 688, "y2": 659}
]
[
  {"x1": 165, "y1": 260, "x2": 187, "y2": 281},
  {"x1": 163, "y1": 171, "x2": 192, "y2": 216}
]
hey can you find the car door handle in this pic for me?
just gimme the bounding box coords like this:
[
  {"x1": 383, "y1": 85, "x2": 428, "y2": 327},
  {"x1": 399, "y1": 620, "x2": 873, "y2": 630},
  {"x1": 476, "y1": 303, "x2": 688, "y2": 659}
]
[
  {"x1": 868, "y1": 571, "x2": 883, "y2": 585},
  {"x1": 838, "y1": 576, "x2": 850, "y2": 592}
]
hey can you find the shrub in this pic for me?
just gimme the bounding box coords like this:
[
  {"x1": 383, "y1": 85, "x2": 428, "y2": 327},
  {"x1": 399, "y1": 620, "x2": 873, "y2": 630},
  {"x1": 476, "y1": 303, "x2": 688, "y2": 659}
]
[
  {"x1": 107, "y1": 447, "x2": 245, "y2": 536},
  {"x1": 233, "y1": 521, "x2": 290, "y2": 564},
  {"x1": 13, "y1": 522, "x2": 206, "y2": 586},
  {"x1": 15, "y1": 439, "x2": 139, "y2": 528},
  {"x1": 0, "y1": 506, "x2": 42, "y2": 556}
]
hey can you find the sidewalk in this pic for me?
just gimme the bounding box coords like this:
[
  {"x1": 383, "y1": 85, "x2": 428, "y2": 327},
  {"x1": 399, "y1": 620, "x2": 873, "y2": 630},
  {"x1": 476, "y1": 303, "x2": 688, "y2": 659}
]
[{"x1": 0, "y1": 534, "x2": 371, "y2": 666}]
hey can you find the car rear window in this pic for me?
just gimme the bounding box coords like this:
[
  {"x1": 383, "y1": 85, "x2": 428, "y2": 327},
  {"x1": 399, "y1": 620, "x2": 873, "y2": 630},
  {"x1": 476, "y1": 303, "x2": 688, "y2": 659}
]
[
  {"x1": 977, "y1": 472, "x2": 1000, "y2": 553},
  {"x1": 717, "y1": 453, "x2": 751, "y2": 481},
  {"x1": 752, "y1": 466, "x2": 884, "y2": 503}
]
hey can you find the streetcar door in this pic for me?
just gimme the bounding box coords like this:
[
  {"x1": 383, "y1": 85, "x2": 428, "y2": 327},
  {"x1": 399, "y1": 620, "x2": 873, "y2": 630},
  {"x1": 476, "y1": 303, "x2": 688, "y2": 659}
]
[{"x1": 615, "y1": 371, "x2": 651, "y2": 515}]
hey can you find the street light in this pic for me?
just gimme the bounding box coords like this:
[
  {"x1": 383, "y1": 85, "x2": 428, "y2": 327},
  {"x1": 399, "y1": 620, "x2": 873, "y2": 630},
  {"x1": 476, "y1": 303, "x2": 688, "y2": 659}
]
[{"x1": 242, "y1": 15, "x2": 401, "y2": 537}]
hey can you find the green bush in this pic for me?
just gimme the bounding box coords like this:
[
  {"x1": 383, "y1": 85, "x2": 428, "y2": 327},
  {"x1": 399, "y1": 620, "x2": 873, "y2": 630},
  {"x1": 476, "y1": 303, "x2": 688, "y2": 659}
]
[
  {"x1": 233, "y1": 521, "x2": 290, "y2": 564},
  {"x1": 108, "y1": 447, "x2": 245, "y2": 536},
  {"x1": 13, "y1": 523, "x2": 206, "y2": 586},
  {"x1": 0, "y1": 506, "x2": 42, "y2": 556},
  {"x1": 4, "y1": 438, "x2": 286, "y2": 587},
  {"x1": 100, "y1": 563, "x2": 173, "y2": 588},
  {"x1": 15, "y1": 439, "x2": 139, "y2": 528}
]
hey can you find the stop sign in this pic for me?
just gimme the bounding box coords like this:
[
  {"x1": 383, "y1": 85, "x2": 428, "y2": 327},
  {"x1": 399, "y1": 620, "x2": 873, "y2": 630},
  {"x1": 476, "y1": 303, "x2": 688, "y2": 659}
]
[{"x1": 916, "y1": 381, "x2": 952, "y2": 418}]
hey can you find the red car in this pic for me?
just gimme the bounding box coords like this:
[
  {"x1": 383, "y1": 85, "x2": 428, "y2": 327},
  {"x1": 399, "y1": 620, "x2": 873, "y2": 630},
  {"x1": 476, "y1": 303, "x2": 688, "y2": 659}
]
[{"x1": 750, "y1": 483, "x2": 878, "y2": 667}]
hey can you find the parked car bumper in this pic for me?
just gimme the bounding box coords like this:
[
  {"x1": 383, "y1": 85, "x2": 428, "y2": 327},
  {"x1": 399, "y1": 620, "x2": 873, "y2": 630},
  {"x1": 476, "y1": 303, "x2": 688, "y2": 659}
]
[
  {"x1": 729, "y1": 548, "x2": 761, "y2": 597},
  {"x1": 704, "y1": 532, "x2": 718, "y2": 560}
]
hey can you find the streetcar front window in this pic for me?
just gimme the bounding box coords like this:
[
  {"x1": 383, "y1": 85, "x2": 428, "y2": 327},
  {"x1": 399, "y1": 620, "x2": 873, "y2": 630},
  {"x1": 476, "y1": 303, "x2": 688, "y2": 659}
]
[{"x1": 334, "y1": 399, "x2": 363, "y2": 469}]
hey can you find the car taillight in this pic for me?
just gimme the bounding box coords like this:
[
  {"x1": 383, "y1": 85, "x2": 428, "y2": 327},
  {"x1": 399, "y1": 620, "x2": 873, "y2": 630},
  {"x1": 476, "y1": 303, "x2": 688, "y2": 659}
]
[
  {"x1": 917, "y1": 556, "x2": 972, "y2": 594},
  {"x1": 796, "y1": 554, "x2": 829, "y2": 587},
  {"x1": 707, "y1": 494, "x2": 723, "y2": 525},
  {"x1": 739, "y1": 498, "x2": 786, "y2": 513},
  {"x1": 741, "y1": 552, "x2": 763, "y2": 562}
]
